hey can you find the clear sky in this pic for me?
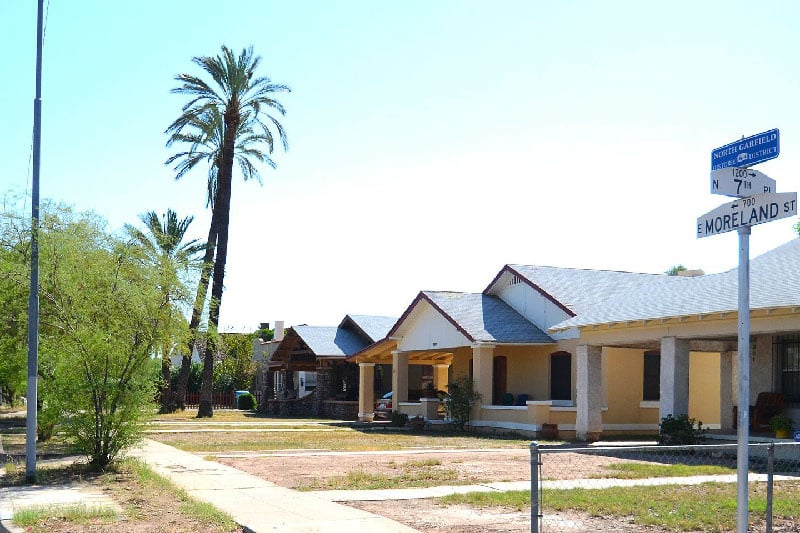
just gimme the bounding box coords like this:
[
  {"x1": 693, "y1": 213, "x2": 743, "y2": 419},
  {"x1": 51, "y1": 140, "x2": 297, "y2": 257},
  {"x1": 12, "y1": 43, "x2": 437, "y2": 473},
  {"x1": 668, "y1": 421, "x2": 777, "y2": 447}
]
[{"x1": 3, "y1": 1, "x2": 800, "y2": 332}]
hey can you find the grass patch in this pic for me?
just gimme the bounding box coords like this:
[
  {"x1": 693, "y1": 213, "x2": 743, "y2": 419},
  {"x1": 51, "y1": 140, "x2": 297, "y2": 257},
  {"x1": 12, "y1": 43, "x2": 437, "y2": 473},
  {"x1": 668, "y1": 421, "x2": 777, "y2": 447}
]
[
  {"x1": 150, "y1": 427, "x2": 530, "y2": 453},
  {"x1": 439, "y1": 481, "x2": 800, "y2": 531},
  {"x1": 594, "y1": 462, "x2": 735, "y2": 479},
  {"x1": 13, "y1": 504, "x2": 117, "y2": 528},
  {"x1": 298, "y1": 459, "x2": 461, "y2": 490}
]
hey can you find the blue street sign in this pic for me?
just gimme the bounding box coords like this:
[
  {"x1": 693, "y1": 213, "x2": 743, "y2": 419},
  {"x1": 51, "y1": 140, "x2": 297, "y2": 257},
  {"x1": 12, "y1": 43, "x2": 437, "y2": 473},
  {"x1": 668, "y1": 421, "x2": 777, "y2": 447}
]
[{"x1": 711, "y1": 128, "x2": 780, "y2": 170}]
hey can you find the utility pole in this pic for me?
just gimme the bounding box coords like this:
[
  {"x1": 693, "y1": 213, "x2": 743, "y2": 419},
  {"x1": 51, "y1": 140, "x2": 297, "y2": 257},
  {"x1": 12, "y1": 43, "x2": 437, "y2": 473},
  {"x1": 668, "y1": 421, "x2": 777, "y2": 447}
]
[{"x1": 27, "y1": 0, "x2": 45, "y2": 482}]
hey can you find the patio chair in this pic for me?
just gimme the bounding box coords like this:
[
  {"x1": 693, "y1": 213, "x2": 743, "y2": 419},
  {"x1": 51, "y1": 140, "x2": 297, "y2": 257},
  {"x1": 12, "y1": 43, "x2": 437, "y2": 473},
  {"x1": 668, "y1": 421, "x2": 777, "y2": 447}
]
[
  {"x1": 515, "y1": 394, "x2": 529, "y2": 406},
  {"x1": 500, "y1": 393, "x2": 514, "y2": 405},
  {"x1": 751, "y1": 392, "x2": 785, "y2": 431}
]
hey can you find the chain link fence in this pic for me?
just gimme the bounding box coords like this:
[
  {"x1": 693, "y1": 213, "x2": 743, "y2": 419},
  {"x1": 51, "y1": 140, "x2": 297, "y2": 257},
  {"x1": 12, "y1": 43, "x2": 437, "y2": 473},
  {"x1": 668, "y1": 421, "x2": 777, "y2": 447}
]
[{"x1": 530, "y1": 442, "x2": 800, "y2": 532}]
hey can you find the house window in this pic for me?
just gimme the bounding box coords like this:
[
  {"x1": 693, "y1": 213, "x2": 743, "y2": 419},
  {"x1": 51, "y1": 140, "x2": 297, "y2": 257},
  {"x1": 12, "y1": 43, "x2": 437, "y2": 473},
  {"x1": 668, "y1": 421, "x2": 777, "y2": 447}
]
[
  {"x1": 550, "y1": 351, "x2": 571, "y2": 401},
  {"x1": 775, "y1": 335, "x2": 800, "y2": 406},
  {"x1": 643, "y1": 350, "x2": 660, "y2": 401}
]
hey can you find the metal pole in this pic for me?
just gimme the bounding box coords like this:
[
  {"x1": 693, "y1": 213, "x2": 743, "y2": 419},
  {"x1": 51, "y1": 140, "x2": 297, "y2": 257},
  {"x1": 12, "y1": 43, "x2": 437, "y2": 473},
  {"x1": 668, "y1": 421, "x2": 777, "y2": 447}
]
[
  {"x1": 736, "y1": 225, "x2": 751, "y2": 533},
  {"x1": 766, "y1": 443, "x2": 774, "y2": 532},
  {"x1": 26, "y1": 0, "x2": 44, "y2": 483},
  {"x1": 530, "y1": 441, "x2": 539, "y2": 533}
]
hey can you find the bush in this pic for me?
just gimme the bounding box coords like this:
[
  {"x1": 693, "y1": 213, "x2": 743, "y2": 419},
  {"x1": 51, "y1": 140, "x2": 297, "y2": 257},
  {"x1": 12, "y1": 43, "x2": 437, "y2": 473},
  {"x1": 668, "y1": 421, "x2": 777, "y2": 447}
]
[
  {"x1": 390, "y1": 410, "x2": 408, "y2": 427},
  {"x1": 444, "y1": 375, "x2": 482, "y2": 431},
  {"x1": 658, "y1": 413, "x2": 706, "y2": 445},
  {"x1": 236, "y1": 392, "x2": 257, "y2": 411}
]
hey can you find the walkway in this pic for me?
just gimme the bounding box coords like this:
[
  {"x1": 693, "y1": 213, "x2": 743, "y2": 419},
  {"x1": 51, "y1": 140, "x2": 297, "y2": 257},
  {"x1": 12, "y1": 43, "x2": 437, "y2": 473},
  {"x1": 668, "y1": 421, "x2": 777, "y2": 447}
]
[{"x1": 127, "y1": 439, "x2": 419, "y2": 533}]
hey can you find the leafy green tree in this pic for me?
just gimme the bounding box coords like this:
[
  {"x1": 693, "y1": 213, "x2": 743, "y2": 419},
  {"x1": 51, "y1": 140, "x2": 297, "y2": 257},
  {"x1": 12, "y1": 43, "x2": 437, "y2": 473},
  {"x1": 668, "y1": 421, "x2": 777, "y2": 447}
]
[
  {"x1": 0, "y1": 216, "x2": 27, "y2": 405},
  {"x1": 665, "y1": 265, "x2": 687, "y2": 276},
  {"x1": 2, "y1": 200, "x2": 175, "y2": 468},
  {"x1": 125, "y1": 209, "x2": 203, "y2": 413},
  {"x1": 166, "y1": 45, "x2": 289, "y2": 417},
  {"x1": 213, "y1": 333, "x2": 256, "y2": 393}
]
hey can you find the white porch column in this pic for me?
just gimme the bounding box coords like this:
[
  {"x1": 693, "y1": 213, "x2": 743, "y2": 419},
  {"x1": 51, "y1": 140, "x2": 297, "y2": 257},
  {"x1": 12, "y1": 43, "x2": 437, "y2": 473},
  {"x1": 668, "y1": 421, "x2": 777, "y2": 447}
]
[
  {"x1": 472, "y1": 344, "x2": 495, "y2": 410},
  {"x1": 660, "y1": 337, "x2": 690, "y2": 418},
  {"x1": 392, "y1": 351, "x2": 408, "y2": 403},
  {"x1": 719, "y1": 351, "x2": 734, "y2": 432},
  {"x1": 358, "y1": 363, "x2": 375, "y2": 422},
  {"x1": 576, "y1": 344, "x2": 602, "y2": 441}
]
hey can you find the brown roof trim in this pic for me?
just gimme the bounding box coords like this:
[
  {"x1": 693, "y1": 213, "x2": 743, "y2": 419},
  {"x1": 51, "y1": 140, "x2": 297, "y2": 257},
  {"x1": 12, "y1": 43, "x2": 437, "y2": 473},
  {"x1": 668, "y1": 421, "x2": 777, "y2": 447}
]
[
  {"x1": 346, "y1": 336, "x2": 396, "y2": 362},
  {"x1": 386, "y1": 291, "x2": 476, "y2": 342},
  {"x1": 483, "y1": 265, "x2": 575, "y2": 318}
]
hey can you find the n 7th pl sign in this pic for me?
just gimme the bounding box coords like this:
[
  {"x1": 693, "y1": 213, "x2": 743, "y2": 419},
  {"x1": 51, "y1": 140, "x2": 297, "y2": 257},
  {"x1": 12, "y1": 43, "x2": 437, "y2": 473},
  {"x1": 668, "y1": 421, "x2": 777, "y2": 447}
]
[{"x1": 697, "y1": 191, "x2": 797, "y2": 238}]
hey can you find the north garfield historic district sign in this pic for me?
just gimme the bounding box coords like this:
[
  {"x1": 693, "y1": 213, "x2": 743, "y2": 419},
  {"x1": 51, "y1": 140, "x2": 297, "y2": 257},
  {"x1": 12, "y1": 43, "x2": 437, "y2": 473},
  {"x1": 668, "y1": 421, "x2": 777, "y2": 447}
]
[{"x1": 698, "y1": 128, "x2": 797, "y2": 239}]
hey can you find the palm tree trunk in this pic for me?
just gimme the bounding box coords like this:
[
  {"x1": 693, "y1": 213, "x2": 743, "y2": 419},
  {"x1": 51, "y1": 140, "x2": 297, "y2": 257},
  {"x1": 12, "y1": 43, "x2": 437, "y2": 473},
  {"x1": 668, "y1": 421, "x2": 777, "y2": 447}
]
[
  {"x1": 176, "y1": 218, "x2": 217, "y2": 410},
  {"x1": 197, "y1": 114, "x2": 236, "y2": 418},
  {"x1": 159, "y1": 353, "x2": 175, "y2": 414}
]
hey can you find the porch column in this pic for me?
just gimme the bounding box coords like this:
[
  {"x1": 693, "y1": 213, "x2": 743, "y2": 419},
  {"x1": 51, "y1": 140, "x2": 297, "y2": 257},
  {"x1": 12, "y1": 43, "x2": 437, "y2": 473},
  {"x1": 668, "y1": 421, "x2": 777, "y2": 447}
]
[
  {"x1": 433, "y1": 364, "x2": 449, "y2": 392},
  {"x1": 576, "y1": 344, "x2": 602, "y2": 441},
  {"x1": 472, "y1": 344, "x2": 495, "y2": 409},
  {"x1": 660, "y1": 337, "x2": 690, "y2": 418},
  {"x1": 392, "y1": 351, "x2": 408, "y2": 403},
  {"x1": 358, "y1": 363, "x2": 375, "y2": 422},
  {"x1": 719, "y1": 351, "x2": 734, "y2": 432}
]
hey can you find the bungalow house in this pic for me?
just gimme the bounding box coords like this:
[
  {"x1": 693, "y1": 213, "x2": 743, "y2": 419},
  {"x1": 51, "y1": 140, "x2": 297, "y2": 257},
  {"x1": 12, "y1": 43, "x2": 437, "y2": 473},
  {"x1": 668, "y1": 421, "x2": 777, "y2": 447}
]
[
  {"x1": 351, "y1": 238, "x2": 800, "y2": 441},
  {"x1": 263, "y1": 314, "x2": 396, "y2": 419},
  {"x1": 550, "y1": 237, "x2": 800, "y2": 440}
]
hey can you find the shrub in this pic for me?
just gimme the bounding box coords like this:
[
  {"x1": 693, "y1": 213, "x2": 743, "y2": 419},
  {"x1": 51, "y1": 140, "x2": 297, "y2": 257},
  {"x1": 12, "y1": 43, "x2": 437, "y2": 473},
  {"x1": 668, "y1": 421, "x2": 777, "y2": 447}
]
[
  {"x1": 390, "y1": 410, "x2": 408, "y2": 428},
  {"x1": 658, "y1": 413, "x2": 706, "y2": 445},
  {"x1": 236, "y1": 392, "x2": 257, "y2": 411},
  {"x1": 444, "y1": 375, "x2": 482, "y2": 432}
]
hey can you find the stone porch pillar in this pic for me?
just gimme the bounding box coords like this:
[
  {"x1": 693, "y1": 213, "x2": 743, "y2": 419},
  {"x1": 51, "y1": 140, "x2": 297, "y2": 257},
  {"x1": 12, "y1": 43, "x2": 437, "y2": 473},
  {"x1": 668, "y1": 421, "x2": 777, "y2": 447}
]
[
  {"x1": 472, "y1": 344, "x2": 495, "y2": 410},
  {"x1": 719, "y1": 351, "x2": 734, "y2": 432},
  {"x1": 576, "y1": 344, "x2": 603, "y2": 441},
  {"x1": 660, "y1": 337, "x2": 690, "y2": 418},
  {"x1": 358, "y1": 363, "x2": 375, "y2": 422},
  {"x1": 392, "y1": 351, "x2": 408, "y2": 403}
]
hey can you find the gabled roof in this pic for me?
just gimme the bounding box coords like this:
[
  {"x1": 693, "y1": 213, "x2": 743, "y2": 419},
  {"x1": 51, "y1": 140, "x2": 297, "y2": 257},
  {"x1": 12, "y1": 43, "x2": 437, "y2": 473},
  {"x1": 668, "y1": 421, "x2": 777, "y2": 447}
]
[
  {"x1": 291, "y1": 325, "x2": 368, "y2": 357},
  {"x1": 485, "y1": 264, "x2": 670, "y2": 317},
  {"x1": 551, "y1": 238, "x2": 800, "y2": 331},
  {"x1": 389, "y1": 290, "x2": 554, "y2": 344},
  {"x1": 340, "y1": 314, "x2": 398, "y2": 343}
]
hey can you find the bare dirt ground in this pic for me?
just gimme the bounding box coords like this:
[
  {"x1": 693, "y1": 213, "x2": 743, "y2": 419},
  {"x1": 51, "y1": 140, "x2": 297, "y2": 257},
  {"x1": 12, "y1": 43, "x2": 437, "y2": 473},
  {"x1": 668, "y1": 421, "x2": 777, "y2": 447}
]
[{"x1": 214, "y1": 448, "x2": 652, "y2": 532}]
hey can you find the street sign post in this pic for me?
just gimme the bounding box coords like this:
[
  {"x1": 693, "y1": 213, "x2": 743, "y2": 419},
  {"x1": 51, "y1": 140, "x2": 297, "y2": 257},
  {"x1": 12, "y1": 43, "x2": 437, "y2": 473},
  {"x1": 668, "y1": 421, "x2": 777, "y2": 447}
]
[
  {"x1": 697, "y1": 192, "x2": 797, "y2": 238},
  {"x1": 711, "y1": 128, "x2": 779, "y2": 170},
  {"x1": 711, "y1": 167, "x2": 776, "y2": 197}
]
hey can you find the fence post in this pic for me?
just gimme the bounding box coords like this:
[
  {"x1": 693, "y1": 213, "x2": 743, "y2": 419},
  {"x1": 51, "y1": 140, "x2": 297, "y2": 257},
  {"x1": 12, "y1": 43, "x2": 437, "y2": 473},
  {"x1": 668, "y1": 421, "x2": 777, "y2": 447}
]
[
  {"x1": 530, "y1": 441, "x2": 540, "y2": 533},
  {"x1": 766, "y1": 443, "x2": 774, "y2": 533}
]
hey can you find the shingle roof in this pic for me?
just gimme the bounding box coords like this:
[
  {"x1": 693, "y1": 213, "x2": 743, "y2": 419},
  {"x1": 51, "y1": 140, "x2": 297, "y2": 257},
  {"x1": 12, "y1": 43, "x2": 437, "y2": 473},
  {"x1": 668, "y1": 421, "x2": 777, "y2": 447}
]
[
  {"x1": 422, "y1": 291, "x2": 554, "y2": 344},
  {"x1": 503, "y1": 265, "x2": 671, "y2": 316},
  {"x1": 551, "y1": 238, "x2": 800, "y2": 330},
  {"x1": 344, "y1": 315, "x2": 398, "y2": 342},
  {"x1": 292, "y1": 326, "x2": 369, "y2": 357}
]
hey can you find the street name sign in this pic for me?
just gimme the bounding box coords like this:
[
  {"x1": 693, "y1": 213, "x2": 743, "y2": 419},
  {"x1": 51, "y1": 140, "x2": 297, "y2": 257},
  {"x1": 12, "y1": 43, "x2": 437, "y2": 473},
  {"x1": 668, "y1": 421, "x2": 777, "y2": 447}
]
[
  {"x1": 710, "y1": 128, "x2": 780, "y2": 170},
  {"x1": 696, "y1": 191, "x2": 797, "y2": 238},
  {"x1": 711, "y1": 167, "x2": 776, "y2": 197}
]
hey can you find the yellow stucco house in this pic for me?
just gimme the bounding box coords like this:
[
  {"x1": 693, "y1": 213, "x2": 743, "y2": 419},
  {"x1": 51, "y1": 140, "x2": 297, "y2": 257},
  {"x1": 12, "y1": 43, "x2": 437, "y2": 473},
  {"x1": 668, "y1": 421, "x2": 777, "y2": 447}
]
[{"x1": 350, "y1": 238, "x2": 800, "y2": 440}]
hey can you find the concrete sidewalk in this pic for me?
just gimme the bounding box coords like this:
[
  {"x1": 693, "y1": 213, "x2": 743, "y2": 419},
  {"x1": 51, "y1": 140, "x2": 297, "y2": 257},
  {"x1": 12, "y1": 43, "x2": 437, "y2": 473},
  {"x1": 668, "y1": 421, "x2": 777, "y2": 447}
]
[{"x1": 128, "y1": 439, "x2": 419, "y2": 533}]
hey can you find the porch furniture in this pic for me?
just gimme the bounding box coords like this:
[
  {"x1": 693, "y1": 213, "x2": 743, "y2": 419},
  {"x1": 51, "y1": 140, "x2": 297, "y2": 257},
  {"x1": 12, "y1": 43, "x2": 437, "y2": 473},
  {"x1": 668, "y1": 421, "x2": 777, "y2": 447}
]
[
  {"x1": 500, "y1": 393, "x2": 515, "y2": 406},
  {"x1": 751, "y1": 392, "x2": 785, "y2": 431},
  {"x1": 515, "y1": 393, "x2": 529, "y2": 406}
]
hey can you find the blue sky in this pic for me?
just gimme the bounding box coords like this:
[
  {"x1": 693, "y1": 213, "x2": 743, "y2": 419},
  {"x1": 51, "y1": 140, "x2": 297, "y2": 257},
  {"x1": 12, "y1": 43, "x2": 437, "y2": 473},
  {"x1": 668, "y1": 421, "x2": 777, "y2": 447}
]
[{"x1": 3, "y1": 1, "x2": 800, "y2": 331}]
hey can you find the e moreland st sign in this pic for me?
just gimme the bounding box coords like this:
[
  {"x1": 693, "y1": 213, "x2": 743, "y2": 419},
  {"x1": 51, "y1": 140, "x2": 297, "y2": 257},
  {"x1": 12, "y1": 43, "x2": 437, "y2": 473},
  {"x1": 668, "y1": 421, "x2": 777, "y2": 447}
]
[{"x1": 697, "y1": 191, "x2": 797, "y2": 238}]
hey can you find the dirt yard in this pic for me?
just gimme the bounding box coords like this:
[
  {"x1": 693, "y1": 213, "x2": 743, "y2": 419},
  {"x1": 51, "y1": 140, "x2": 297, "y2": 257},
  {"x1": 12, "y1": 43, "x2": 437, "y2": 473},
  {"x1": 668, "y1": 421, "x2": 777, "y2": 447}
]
[{"x1": 213, "y1": 447, "x2": 647, "y2": 532}]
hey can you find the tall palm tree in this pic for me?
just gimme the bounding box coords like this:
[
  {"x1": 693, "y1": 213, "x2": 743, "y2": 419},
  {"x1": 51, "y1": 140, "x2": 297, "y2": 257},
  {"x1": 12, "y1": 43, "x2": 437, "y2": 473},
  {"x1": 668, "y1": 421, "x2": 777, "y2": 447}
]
[
  {"x1": 125, "y1": 209, "x2": 204, "y2": 413},
  {"x1": 166, "y1": 45, "x2": 289, "y2": 417}
]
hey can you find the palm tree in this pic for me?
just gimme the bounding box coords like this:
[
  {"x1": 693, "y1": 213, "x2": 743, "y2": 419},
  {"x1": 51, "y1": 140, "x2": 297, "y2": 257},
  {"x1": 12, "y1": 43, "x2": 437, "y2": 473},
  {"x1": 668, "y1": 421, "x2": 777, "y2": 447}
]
[
  {"x1": 125, "y1": 209, "x2": 204, "y2": 413},
  {"x1": 166, "y1": 45, "x2": 289, "y2": 417}
]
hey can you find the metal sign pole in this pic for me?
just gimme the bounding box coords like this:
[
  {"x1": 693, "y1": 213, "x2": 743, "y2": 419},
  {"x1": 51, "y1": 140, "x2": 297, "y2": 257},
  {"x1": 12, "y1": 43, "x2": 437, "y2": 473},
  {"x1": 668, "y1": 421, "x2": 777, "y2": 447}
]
[{"x1": 736, "y1": 225, "x2": 751, "y2": 533}]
